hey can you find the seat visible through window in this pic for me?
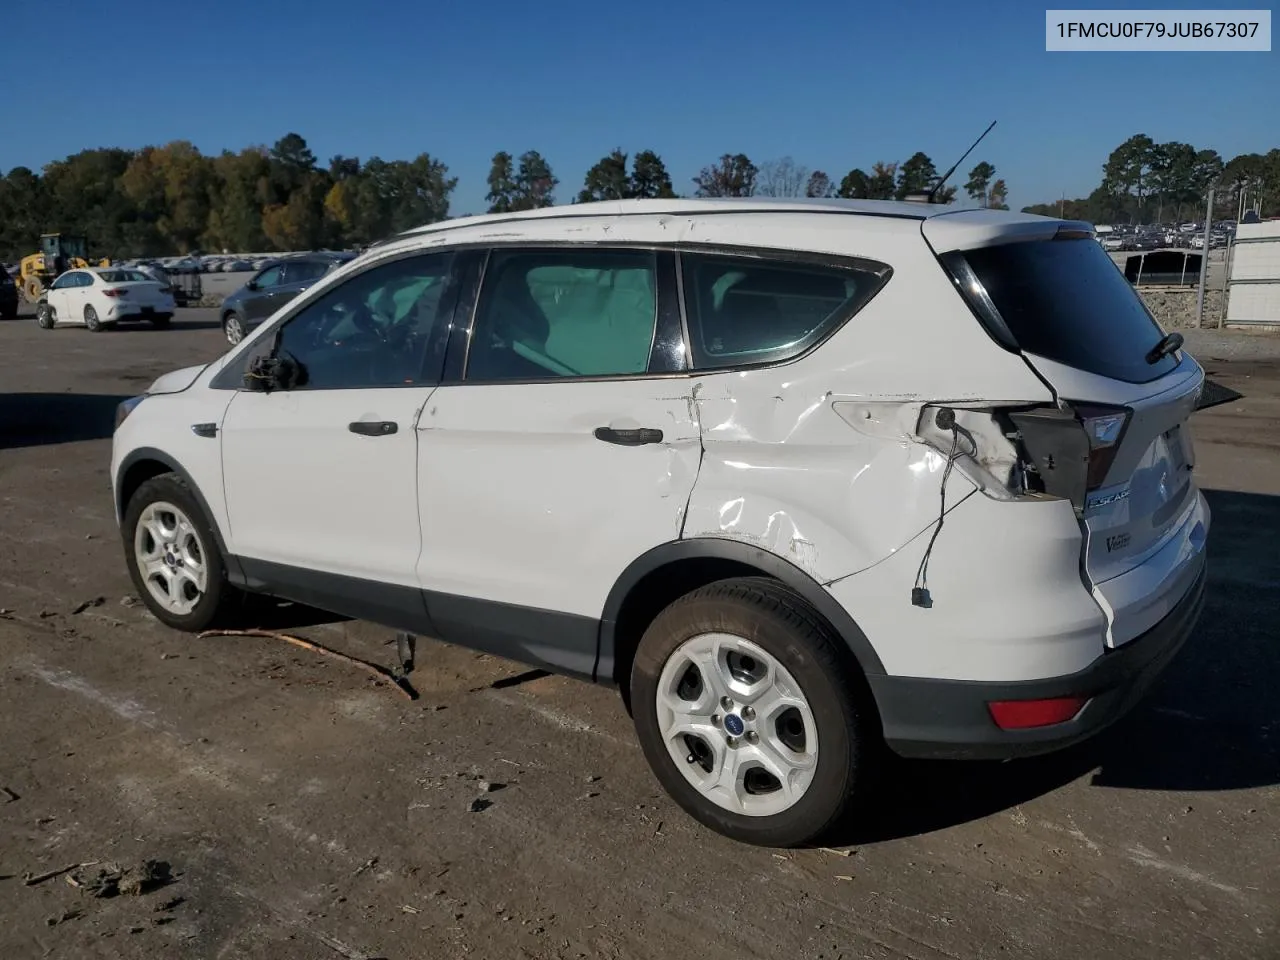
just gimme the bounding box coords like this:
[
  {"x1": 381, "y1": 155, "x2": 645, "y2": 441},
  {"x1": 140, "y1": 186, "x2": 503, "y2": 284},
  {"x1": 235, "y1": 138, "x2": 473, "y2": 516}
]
[{"x1": 467, "y1": 250, "x2": 658, "y2": 382}]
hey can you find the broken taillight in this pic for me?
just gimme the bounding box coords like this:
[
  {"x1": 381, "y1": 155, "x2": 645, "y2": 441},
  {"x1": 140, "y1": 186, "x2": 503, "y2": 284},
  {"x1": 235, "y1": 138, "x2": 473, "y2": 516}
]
[
  {"x1": 1008, "y1": 402, "x2": 1132, "y2": 509},
  {"x1": 1074, "y1": 403, "x2": 1132, "y2": 490}
]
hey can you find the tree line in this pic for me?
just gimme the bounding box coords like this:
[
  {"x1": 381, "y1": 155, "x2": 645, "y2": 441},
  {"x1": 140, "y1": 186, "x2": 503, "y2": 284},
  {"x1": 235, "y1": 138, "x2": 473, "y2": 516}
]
[
  {"x1": 0, "y1": 133, "x2": 1012, "y2": 260},
  {"x1": 576, "y1": 150, "x2": 1008, "y2": 209},
  {"x1": 1023, "y1": 134, "x2": 1280, "y2": 224}
]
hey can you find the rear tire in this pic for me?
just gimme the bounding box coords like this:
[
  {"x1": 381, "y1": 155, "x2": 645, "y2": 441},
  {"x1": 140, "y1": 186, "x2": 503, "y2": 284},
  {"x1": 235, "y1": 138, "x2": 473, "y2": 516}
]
[
  {"x1": 630, "y1": 577, "x2": 878, "y2": 847},
  {"x1": 223, "y1": 311, "x2": 245, "y2": 345},
  {"x1": 122, "y1": 473, "x2": 241, "y2": 632},
  {"x1": 150, "y1": 313, "x2": 172, "y2": 329},
  {"x1": 84, "y1": 304, "x2": 103, "y2": 332}
]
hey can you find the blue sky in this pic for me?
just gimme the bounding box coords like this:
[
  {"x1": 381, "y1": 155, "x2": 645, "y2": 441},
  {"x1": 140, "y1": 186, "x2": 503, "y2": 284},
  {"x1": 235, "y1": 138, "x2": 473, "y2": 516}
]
[{"x1": 4, "y1": 0, "x2": 1276, "y2": 213}]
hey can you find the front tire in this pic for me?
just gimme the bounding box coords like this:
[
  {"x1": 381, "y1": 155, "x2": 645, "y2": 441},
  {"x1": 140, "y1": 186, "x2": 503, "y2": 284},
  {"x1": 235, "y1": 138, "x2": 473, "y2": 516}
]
[
  {"x1": 36, "y1": 302, "x2": 55, "y2": 329},
  {"x1": 84, "y1": 304, "x2": 103, "y2": 332},
  {"x1": 631, "y1": 577, "x2": 877, "y2": 847},
  {"x1": 123, "y1": 473, "x2": 239, "y2": 632}
]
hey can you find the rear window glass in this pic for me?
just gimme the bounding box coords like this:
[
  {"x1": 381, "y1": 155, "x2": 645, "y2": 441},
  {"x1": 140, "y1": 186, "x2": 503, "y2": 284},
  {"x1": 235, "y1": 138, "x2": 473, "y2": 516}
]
[
  {"x1": 957, "y1": 237, "x2": 1177, "y2": 384},
  {"x1": 284, "y1": 260, "x2": 328, "y2": 283},
  {"x1": 99, "y1": 270, "x2": 151, "y2": 283},
  {"x1": 680, "y1": 254, "x2": 888, "y2": 370}
]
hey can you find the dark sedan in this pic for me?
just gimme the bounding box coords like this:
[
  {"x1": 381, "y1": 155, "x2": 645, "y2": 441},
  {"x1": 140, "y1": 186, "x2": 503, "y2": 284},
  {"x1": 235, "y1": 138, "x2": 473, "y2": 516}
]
[
  {"x1": 220, "y1": 252, "x2": 356, "y2": 344},
  {"x1": 1, "y1": 271, "x2": 18, "y2": 321}
]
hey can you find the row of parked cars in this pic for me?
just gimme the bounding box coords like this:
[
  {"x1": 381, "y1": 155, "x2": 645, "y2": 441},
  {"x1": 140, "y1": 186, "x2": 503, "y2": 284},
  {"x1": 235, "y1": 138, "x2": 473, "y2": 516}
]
[
  {"x1": 1100, "y1": 221, "x2": 1236, "y2": 253},
  {"x1": 119, "y1": 254, "x2": 285, "y2": 276}
]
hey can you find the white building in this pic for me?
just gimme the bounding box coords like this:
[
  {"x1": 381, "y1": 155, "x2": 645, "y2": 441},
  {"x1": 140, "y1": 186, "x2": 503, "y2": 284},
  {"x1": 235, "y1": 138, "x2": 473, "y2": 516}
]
[{"x1": 1226, "y1": 220, "x2": 1280, "y2": 329}]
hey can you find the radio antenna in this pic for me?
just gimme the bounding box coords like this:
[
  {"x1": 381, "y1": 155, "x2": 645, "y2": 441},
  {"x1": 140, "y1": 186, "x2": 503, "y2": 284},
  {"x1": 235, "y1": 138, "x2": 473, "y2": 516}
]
[{"x1": 926, "y1": 120, "x2": 997, "y2": 203}]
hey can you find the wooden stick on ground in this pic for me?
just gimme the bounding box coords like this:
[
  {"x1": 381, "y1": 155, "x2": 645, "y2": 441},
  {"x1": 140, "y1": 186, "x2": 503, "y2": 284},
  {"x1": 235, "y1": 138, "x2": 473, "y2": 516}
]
[
  {"x1": 23, "y1": 861, "x2": 99, "y2": 886},
  {"x1": 197, "y1": 629, "x2": 417, "y2": 701}
]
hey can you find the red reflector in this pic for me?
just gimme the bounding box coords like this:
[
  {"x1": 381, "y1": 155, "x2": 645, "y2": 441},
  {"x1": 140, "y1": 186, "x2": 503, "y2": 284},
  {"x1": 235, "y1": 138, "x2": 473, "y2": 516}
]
[{"x1": 987, "y1": 696, "x2": 1087, "y2": 730}]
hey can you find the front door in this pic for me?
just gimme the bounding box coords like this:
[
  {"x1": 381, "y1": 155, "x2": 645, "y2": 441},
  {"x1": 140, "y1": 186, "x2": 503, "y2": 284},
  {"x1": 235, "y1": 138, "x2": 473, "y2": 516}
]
[
  {"x1": 417, "y1": 247, "x2": 701, "y2": 677},
  {"x1": 244, "y1": 263, "x2": 285, "y2": 323},
  {"x1": 47, "y1": 270, "x2": 86, "y2": 322},
  {"x1": 219, "y1": 249, "x2": 458, "y2": 628}
]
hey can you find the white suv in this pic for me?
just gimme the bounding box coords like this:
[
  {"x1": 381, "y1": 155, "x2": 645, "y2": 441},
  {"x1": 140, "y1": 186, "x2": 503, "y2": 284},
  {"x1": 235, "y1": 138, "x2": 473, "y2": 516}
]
[{"x1": 111, "y1": 199, "x2": 1209, "y2": 846}]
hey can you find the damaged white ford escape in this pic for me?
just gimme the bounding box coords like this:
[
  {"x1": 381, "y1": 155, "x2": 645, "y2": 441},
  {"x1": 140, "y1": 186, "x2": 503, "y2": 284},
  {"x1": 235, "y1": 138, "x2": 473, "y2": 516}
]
[{"x1": 111, "y1": 198, "x2": 1209, "y2": 846}]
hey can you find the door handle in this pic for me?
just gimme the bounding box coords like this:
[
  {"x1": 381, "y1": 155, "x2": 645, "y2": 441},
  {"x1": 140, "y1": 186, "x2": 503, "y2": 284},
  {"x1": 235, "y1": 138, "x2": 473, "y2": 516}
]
[
  {"x1": 593, "y1": 426, "x2": 663, "y2": 446},
  {"x1": 349, "y1": 420, "x2": 398, "y2": 436}
]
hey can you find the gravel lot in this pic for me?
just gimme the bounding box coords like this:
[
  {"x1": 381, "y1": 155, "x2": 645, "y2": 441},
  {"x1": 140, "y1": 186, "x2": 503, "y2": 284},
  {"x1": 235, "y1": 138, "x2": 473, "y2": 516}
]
[{"x1": 1, "y1": 306, "x2": 1278, "y2": 959}]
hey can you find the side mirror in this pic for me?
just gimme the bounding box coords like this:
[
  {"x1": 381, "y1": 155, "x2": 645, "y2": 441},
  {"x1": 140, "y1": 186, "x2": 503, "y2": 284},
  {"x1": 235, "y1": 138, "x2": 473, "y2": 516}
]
[
  {"x1": 245, "y1": 280, "x2": 259, "y2": 291},
  {"x1": 243, "y1": 352, "x2": 304, "y2": 393}
]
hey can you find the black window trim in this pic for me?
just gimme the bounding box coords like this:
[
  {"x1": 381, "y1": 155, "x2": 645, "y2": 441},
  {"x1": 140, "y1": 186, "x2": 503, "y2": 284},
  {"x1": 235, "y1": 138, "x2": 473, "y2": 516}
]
[
  {"x1": 211, "y1": 239, "x2": 894, "y2": 391},
  {"x1": 209, "y1": 246, "x2": 464, "y2": 392},
  {"x1": 437, "y1": 240, "x2": 892, "y2": 387}
]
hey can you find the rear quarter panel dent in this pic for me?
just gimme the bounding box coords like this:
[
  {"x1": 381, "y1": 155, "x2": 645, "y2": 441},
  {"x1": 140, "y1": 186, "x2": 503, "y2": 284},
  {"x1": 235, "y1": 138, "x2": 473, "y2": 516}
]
[{"x1": 686, "y1": 389, "x2": 983, "y2": 583}]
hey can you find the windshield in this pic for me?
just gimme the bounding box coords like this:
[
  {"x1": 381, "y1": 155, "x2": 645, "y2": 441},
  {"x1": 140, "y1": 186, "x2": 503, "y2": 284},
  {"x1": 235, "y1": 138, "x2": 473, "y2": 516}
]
[{"x1": 949, "y1": 236, "x2": 1177, "y2": 384}]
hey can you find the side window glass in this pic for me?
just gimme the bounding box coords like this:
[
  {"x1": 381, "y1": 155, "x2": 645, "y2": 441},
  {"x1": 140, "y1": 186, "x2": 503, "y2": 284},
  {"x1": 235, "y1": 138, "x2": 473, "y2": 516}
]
[
  {"x1": 50, "y1": 273, "x2": 73, "y2": 289},
  {"x1": 255, "y1": 265, "x2": 283, "y2": 288},
  {"x1": 284, "y1": 261, "x2": 323, "y2": 285},
  {"x1": 680, "y1": 253, "x2": 888, "y2": 369},
  {"x1": 273, "y1": 252, "x2": 454, "y2": 390},
  {"x1": 466, "y1": 249, "x2": 657, "y2": 382}
]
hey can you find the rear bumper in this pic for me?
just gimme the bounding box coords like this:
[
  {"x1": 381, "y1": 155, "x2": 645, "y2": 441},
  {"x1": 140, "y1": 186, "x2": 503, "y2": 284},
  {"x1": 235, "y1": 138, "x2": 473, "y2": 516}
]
[
  {"x1": 110, "y1": 305, "x2": 174, "y2": 320},
  {"x1": 869, "y1": 556, "x2": 1207, "y2": 760}
]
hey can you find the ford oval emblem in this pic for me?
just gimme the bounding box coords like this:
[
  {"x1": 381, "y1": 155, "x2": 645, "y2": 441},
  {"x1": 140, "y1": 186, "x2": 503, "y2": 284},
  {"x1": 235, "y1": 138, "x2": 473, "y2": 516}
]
[{"x1": 724, "y1": 714, "x2": 745, "y2": 736}]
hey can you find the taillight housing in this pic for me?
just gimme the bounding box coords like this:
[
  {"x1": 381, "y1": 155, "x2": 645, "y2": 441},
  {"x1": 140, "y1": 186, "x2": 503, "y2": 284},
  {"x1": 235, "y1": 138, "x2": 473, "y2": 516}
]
[
  {"x1": 1074, "y1": 403, "x2": 1131, "y2": 490},
  {"x1": 102, "y1": 288, "x2": 126, "y2": 298},
  {"x1": 1008, "y1": 401, "x2": 1132, "y2": 510}
]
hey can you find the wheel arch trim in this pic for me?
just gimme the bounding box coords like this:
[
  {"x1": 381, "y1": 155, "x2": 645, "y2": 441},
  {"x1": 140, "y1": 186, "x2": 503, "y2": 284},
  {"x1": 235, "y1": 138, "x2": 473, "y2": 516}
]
[
  {"x1": 596, "y1": 538, "x2": 887, "y2": 684},
  {"x1": 115, "y1": 447, "x2": 245, "y2": 584}
]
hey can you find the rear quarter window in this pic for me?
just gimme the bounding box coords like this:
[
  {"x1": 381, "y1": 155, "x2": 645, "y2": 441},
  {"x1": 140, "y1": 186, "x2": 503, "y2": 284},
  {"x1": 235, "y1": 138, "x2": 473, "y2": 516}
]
[
  {"x1": 680, "y1": 253, "x2": 889, "y2": 370},
  {"x1": 948, "y1": 237, "x2": 1177, "y2": 384}
]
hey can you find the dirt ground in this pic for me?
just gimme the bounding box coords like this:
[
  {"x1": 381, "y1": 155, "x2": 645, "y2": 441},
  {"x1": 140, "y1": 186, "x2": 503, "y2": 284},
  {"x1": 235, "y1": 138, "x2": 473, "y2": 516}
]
[{"x1": 1, "y1": 306, "x2": 1278, "y2": 960}]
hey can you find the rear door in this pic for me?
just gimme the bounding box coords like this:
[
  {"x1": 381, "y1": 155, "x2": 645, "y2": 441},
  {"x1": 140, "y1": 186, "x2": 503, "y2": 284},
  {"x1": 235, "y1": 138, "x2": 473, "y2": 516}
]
[
  {"x1": 278, "y1": 259, "x2": 327, "y2": 303},
  {"x1": 416, "y1": 247, "x2": 700, "y2": 677},
  {"x1": 64, "y1": 271, "x2": 93, "y2": 320},
  {"x1": 945, "y1": 230, "x2": 1208, "y2": 646}
]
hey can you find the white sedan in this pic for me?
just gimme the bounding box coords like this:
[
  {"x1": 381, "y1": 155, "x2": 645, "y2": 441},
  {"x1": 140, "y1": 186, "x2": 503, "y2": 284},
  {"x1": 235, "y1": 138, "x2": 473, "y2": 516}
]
[{"x1": 37, "y1": 267, "x2": 177, "y2": 332}]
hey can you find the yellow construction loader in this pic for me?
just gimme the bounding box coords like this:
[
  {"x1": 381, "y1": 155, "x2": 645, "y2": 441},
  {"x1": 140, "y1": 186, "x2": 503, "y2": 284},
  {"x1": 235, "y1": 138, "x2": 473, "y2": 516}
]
[{"x1": 17, "y1": 234, "x2": 111, "y2": 302}]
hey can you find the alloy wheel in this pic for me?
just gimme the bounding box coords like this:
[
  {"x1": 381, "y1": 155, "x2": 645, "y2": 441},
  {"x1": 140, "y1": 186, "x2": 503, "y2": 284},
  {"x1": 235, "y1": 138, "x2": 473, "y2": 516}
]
[
  {"x1": 133, "y1": 501, "x2": 209, "y2": 616},
  {"x1": 655, "y1": 632, "x2": 819, "y2": 817}
]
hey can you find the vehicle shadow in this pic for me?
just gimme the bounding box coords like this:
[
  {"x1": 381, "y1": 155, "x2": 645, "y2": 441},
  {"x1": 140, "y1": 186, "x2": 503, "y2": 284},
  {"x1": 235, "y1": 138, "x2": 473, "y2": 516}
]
[
  {"x1": 0, "y1": 393, "x2": 132, "y2": 450},
  {"x1": 830, "y1": 486, "x2": 1280, "y2": 846},
  {"x1": 112, "y1": 319, "x2": 224, "y2": 333},
  {"x1": 239, "y1": 597, "x2": 352, "y2": 631}
]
